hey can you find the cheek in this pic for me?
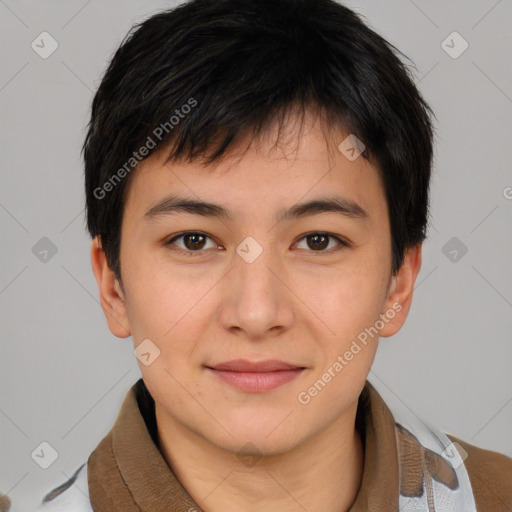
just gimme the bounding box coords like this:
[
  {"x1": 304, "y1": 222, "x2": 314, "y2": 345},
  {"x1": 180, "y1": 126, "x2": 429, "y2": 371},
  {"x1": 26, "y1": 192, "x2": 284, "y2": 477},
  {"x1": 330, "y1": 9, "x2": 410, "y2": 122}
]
[
  {"x1": 301, "y1": 263, "x2": 388, "y2": 345},
  {"x1": 294, "y1": 270, "x2": 386, "y2": 413},
  {"x1": 122, "y1": 250, "x2": 215, "y2": 357}
]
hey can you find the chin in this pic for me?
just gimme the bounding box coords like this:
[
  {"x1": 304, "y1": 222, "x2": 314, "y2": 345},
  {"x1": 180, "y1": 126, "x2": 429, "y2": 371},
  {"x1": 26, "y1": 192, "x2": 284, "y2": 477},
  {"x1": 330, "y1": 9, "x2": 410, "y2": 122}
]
[
  {"x1": 215, "y1": 430, "x2": 304, "y2": 460},
  {"x1": 201, "y1": 415, "x2": 308, "y2": 458}
]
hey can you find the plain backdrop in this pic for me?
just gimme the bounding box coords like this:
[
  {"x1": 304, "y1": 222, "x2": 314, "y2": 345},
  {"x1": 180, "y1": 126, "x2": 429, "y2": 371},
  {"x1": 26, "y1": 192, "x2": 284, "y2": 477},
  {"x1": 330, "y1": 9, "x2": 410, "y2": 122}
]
[{"x1": 1, "y1": 0, "x2": 511, "y2": 510}]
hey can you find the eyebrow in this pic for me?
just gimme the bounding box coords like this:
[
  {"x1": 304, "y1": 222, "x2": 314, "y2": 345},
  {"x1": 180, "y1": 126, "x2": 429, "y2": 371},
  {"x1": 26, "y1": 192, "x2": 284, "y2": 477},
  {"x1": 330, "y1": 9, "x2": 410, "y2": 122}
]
[{"x1": 144, "y1": 195, "x2": 369, "y2": 223}]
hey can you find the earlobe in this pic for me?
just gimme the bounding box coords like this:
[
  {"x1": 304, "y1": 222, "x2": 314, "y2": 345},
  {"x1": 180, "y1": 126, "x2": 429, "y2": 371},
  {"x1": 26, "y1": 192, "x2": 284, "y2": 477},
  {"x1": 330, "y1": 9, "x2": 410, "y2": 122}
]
[
  {"x1": 379, "y1": 243, "x2": 423, "y2": 338},
  {"x1": 90, "y1": 236, "x2": 131, "y2": 338}
]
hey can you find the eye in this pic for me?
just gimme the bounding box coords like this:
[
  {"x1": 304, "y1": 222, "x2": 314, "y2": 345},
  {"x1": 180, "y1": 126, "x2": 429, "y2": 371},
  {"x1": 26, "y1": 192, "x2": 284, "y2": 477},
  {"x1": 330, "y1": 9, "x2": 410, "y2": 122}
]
[
  {"x1": 165, "y1": 231, "x2": 220, "y2": 256},
  {"x1": 294, "y1": 232, "x2": 347, "y2": 253},
  {"x1": 165, "y1": 230, "x2": 348, "y2": 257}
]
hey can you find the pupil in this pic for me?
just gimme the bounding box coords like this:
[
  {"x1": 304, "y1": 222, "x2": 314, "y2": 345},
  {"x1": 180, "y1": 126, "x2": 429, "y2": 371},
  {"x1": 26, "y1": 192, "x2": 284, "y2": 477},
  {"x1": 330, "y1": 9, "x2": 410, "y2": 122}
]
[{"x1": 309, "y1": 234, "x2": 327, "y2": 250}]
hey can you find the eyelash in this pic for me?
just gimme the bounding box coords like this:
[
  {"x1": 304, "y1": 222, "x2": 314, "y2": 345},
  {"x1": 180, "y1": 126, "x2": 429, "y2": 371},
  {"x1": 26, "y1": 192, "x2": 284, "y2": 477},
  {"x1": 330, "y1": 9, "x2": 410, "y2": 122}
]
[{"x1": 165, "y1": 231, "x2": 348, "y2": 257}]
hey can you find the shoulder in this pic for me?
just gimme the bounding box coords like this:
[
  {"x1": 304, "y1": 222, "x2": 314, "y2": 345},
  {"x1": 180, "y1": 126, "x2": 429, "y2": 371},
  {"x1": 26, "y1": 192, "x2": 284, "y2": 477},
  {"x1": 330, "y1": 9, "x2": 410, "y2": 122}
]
[
  {"x1": 34, "y1": 463, "x2": 92, "y2": 512},
  {"x1": 448, "y1": 434, "x2": 512, "y2": 512}
]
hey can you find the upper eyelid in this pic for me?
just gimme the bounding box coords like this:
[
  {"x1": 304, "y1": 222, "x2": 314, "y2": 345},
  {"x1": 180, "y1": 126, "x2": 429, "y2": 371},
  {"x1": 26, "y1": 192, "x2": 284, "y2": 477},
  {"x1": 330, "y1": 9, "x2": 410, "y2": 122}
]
[
  {"x1": 167, "y1": 231, "x2": 218, "y2": 245},
  {"x1": 167, "y1": 231, "x2": 347, "y2": 250}
]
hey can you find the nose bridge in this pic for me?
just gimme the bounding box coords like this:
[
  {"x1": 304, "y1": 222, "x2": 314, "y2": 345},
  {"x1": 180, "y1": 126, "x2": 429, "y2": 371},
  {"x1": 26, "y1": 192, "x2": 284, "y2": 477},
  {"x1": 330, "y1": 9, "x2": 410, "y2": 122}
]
[{"x1": 236, "y1": 237, "x2": 281, "y2": 301}]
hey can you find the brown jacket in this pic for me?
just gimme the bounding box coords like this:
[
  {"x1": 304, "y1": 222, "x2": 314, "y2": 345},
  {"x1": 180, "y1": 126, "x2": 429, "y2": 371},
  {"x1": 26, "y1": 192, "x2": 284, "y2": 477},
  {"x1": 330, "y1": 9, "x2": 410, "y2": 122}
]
[{"x1": 18, "y1": 378, "x2": 512, "y2": 511}]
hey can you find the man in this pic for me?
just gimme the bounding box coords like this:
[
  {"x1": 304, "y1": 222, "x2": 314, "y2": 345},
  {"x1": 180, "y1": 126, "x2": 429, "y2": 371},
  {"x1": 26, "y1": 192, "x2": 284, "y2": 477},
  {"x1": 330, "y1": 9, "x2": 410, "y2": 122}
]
[{"x1": 29, "y1": 0, "x2": 512, "y2": 510}]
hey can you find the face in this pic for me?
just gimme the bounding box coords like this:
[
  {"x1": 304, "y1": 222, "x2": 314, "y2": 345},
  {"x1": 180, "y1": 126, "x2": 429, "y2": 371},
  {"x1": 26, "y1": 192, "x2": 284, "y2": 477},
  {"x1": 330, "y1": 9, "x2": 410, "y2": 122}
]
[{"x1": 92, "y1": 111, "x2": 421, "y2": 457}]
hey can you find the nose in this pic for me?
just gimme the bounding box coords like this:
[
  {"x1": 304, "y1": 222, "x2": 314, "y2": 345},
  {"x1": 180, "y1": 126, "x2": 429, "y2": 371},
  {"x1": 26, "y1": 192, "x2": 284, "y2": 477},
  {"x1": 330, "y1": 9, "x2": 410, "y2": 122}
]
[{"x1": 218, "y1": 242, "x2": 295, "y2": 341}]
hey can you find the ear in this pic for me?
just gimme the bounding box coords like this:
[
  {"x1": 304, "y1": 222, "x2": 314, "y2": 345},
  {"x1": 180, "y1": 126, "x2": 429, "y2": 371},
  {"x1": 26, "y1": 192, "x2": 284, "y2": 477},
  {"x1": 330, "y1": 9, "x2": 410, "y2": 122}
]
[
  {"x1": 90, "y1": 236, "x2": 131, "y2": 338},
  {"x1": 379, "y1": 243, "x2": 423, "y2": 338}
]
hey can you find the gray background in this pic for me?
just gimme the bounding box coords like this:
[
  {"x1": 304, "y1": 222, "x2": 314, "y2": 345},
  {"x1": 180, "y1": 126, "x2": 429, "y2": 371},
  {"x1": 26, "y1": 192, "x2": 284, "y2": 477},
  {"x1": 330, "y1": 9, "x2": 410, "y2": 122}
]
[{"x1": 1, "y1": 0, "x2": 511, "y2": 510}]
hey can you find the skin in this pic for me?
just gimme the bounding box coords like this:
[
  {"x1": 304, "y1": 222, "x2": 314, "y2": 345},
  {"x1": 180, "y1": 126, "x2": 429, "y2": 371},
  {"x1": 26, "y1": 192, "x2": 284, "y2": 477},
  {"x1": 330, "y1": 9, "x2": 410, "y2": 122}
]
[{"x1": 91, "y1": 110, "x2": 422, "y2": 512}]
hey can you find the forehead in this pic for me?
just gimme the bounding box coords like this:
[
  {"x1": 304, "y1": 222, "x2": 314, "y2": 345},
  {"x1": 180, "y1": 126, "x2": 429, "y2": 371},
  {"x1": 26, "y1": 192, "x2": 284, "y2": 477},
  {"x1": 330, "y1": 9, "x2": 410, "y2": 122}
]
[{"x1": 122, "y1": 111, "x2": 386, "y2": 226}]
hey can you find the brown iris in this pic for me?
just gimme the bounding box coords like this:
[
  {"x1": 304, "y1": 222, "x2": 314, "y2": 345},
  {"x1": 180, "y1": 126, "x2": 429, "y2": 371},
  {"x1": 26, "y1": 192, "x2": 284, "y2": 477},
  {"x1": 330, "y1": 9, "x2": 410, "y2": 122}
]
[{"x1": 306, "y1": 233, "x2": 329, "y2": 250}]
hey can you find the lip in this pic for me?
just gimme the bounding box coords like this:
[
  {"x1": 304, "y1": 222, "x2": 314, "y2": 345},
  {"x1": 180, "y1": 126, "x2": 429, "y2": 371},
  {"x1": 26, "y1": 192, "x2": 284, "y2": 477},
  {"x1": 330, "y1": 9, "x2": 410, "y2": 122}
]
[
  {"x1": 209, "y1": 359, "x2": 302, "y2": 372},
  {"x1": 205, "y1": 359, "x2": 305, "y2": 392}
]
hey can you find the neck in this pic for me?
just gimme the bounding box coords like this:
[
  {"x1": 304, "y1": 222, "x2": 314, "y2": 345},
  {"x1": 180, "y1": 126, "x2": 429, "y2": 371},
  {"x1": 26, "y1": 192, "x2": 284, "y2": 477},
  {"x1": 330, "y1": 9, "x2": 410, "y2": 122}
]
[{"x1": 155, "y1": 401, "x2": 364, "y2": 512}]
